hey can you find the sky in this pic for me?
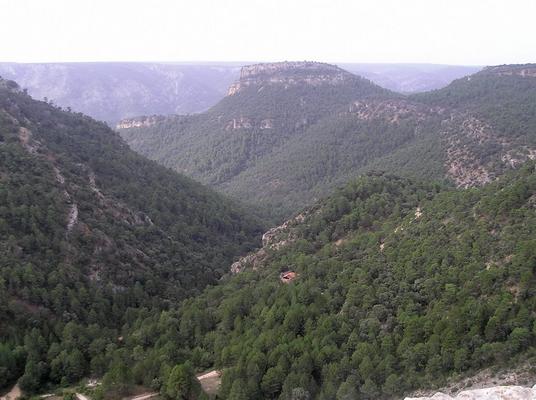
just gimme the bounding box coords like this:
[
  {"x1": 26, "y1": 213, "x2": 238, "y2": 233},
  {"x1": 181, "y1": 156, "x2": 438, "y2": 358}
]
[{"x1": 1, "y1": 0, "x2": 535, "y2": 65}]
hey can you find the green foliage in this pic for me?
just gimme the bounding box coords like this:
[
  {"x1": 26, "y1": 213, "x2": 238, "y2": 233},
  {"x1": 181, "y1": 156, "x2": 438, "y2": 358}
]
[
  {"x1": 163, "y1": 363, "x2": 201, "y2": 400},
  {"x1": 0, "y1": 81, "x2": 263, "y2": 392},
  {"x1": 3, "y1": 68, "x2": 536, "y2": 399},
  {"x1": 413, "y1": 69, "x2": 536, "y2": 145},
  {"x1": 0, "y1": 342, "x2": 24, "y2": 388},
  {"x1": 121, "y1": 65, "x2": 536, "y2": 220},
  {"x1": 116, "y1": 167, "x2": 536, "y2": 399},
  {"x1": 119, "y1": 67, "x2": 401, "y2": 219}
]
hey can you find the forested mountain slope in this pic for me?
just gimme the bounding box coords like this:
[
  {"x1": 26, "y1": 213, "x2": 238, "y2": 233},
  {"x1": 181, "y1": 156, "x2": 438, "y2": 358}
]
[
  {"x1": 0, "y1": 62, "x2": 478, "y2": 125},
  {"x1": 409, "y1": 64, "x2": 536, "y2": 187},
  {"x1": 101, "y1": 164, "x2": 536, "y2": 400},
  {"x1": 0, "y1": 78, "x2": 263, "y2": 392},
  {"x1": 119, "y1": 62, "x2": 401, "y2": 217},
  {"x1": 120, "y1": 63, "x2": 536, "y2": 219}
]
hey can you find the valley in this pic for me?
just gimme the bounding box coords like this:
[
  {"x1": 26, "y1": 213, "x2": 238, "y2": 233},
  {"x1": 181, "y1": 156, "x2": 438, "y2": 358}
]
[
  {"x1": 119, "y1": 62, "x2": 536, "y2": 220},
  {"x1": 0, "y1": 62, "x2": 480, "y2": 125},
  {"x1": 1, "y1": 61, "x2": 536, "y2": 400}
]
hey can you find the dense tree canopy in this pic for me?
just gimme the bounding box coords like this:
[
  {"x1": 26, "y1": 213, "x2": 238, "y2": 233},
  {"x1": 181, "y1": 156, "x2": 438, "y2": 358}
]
[
  {"x1": 108, "y1": 165, "x2": 536, "y2": 399},
  {"x1": 120, "y1": 64, "x2": 536, "y2": 220},
  {"x1": 0, "y1": 80, "x2": 264, "y2": 394},
  {"x1": 2, "y1": 65, "x2": 536, "y2": 399}
]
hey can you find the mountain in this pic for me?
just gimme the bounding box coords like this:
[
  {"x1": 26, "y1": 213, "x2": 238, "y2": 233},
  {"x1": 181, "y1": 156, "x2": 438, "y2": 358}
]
[
  {"x1": 96, "y1": 165, "x2": 536, "y2": 399},
  {"x1": 118, "y1": 61, "x2": 400, "y2": 218},
  {"x1": 0, "y1": 78, "x2": 263, "y2": 392},
  {"x1": 0, "y1": 62, "x2": 241, "y2": 123},
  {"x1": 341, "y1": 63, "x2": 482, "y2": 93},
  {"x1": 409, "y1": 64, "x2": 536, "y2": 186},
  {"x1": 119, "y1": 62, "x2": 536, "y2": 219},
  {"x1": 2, "y1": 65, "x2": 536, "y2": 400},
  {"x1": 0, "y1": 62, "x2": 478, "y2": 126}
]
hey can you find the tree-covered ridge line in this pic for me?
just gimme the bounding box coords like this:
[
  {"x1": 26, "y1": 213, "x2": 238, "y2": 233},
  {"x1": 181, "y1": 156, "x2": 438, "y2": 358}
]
[
  {"x1": 119, "y1": 63, "x2": 536, "y2": 220},
  {"x1": 2, "y1": 64, "x2": 536, "y2": 399},
  {"x1": 97, "y1": 164, "x2": 536, "y2": 399},
  {"x1": 118, "y1": 62, "x2": 397, "y2": 220},
  {"x1": 0, "y1": 78, "x2": 264, "y2": 394}
]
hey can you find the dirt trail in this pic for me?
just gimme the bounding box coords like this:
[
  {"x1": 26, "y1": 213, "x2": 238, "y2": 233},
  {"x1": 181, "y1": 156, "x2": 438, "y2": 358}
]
[
  {"x1": 197, "y1": 370, "x2": 221, "y2": 396},
  {"x1": 127, "y1": 393, "x2": 158, "y2": 400},
  {"x1": 197, "y1": 370, "x2": 220, "y2": 380},
  {"x1": 1, "y1": 385, "x2": 21, "y2": 400},
  {"x1": 75, "y1": 394, "x2": 90, "y2": 400}
]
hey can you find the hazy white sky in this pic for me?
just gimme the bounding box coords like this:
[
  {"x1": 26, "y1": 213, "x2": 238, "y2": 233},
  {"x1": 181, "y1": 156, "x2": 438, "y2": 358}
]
[{"x1": 1, "y1": 0, "x2": 535, "y2": 65}]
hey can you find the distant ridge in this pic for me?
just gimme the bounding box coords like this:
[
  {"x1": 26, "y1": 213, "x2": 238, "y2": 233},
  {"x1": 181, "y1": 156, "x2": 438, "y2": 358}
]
[
  {"x1": 227, "y1": 61, "x2": 355, "y2": 95},
  {"x1": 120, "y1": 62, "x2": 536, "y2": 219}
]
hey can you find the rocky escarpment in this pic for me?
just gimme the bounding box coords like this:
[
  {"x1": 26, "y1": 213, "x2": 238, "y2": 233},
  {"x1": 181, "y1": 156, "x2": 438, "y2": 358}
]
[
  {"x1": 405, "y1": 362, "x2": 536, "y2": 400},
  {"x1": 345, "y1": 98, "x2": 444, "y2": 123},
  {"x1": 230, "y1": 210, "x2": 313, "y2": 273},
  {"x1": 223, "y1": 117, "x2": 274, "y2": 130},
  {"x1": 116, "y1": 115, "x2": 165, "y2": 129},
  {"x1": 405, "y1": 385, "x2": 536, "y2": 400},
  {"x1": 227, "y1": 61, "x2": 355, "y2": 95},
  {"x1": 441, "y1": 114, "x2": 536, "y2": 188},
  {"x1": 484, "y1": 64, "x2": 536, "y2": 78}
]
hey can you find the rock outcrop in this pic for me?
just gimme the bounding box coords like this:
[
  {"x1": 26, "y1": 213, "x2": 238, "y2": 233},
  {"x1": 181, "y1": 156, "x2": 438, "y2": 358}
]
[
  {"x1": 116, "y1": 115, "x2": 164, "y2": 129},
  {"x1": 230, "y1": 210, "x2": 311, "y2": 273},
  {"x1": 227, "y1": 61, "x2": 354, "y2": 95},
  {"x1": 405, "y1": 384, "x2": 536, "y2": 400},
  {"x1": 441, "y1": 114, "x2": 536, "y2": 188},
  {"x1": 485, "y1": 64, "x2": 536, "y2": 78},
  {"x1": 346, "y1": 98, "x2": 442, "y2": 124}
]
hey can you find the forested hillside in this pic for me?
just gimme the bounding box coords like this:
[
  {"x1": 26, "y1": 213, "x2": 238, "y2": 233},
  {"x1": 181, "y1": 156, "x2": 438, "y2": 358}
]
[
  {"x1": 94, "y1": 163, "x2": 536, "y2": 399},
  {"x1": 0, "y1": 62, "x2": 478, "y2": 125},
  {"x1": 119, "y1": 62, "x2": 536, "y2": 220},
  {"x1": 119, "y1": 62, "x2": 402, "y2": 218},
  {"x1": 0, "y1": 78, "x2": 263, "y2": 393},
  {"x1": 3, "y1": 63, "x2": 536, "y2": 399}
]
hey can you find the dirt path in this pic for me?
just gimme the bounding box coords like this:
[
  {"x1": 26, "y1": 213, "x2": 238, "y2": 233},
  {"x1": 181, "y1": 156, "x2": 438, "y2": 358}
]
[
  {"x1": 1, "y1": 385, "x2": 21, "y2": 400},
  {"x1": 126, "y1": 393, "x2": 158, "y2": 400},
  {"x1": 197, "y1": 370, "x2": 221, "y2": 396},
  {"x1": 75, "y1": 394, "x2": 90, "y2": 400},
  {"x1": 197, "y1": 370, "x2": 220, "y2": 380}
]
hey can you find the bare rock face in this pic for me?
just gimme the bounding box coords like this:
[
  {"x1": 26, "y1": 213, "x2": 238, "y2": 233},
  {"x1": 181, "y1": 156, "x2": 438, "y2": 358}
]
[
  {"x1": 405, "y1": 384, "x2": 536, "y2": 400},
  {"x1": 485, "y1": 64, "x2": 536, "y2": 78},
  {"x1": 116, "y1": 115, "x2": 164, "y2": 129},
  {"x1": 227, "y1": 61, "x2": 354, "y2": 95},
  {"x1": 441, "y1": 113, "x2": 536, "y2": 188},
  {"x1": 346, "y1": 99, "x2": 443, "y2": 124},
  {"x1": 261, "y1": 212, "x2": 307, "y2": 249},
  {"x1": 230, "y1": 211, "x2": 311, "y2": 273}
]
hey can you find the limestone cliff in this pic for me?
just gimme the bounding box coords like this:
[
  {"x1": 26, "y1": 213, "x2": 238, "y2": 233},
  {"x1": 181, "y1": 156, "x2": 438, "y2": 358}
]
[
  {"x1": 405, "y1": 385, "x2": 536, "y2": 400},
  {"x1": 227, "y1": 61, "x2": 355, "y2": 95},
  {"x1": 230, "y1": 209, "x2": 315, "y2": 273},
  {"x1": 116, "y1": 115, "x2": 164, "y2": 129},
  {"x1": 484, "y1": 64, "x2": 536, "y2": 78}
]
